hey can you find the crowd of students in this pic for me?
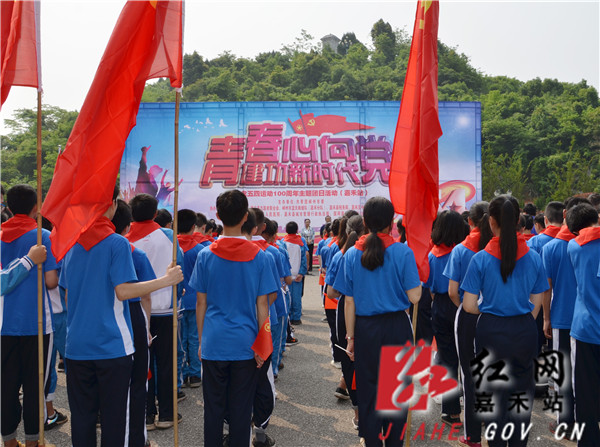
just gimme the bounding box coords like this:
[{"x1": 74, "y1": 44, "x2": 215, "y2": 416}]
[{"x1": 2, "y1": 184, "x2": 600, "y2": 447}]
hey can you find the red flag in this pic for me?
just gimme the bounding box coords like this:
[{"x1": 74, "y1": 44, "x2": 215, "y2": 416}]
[
  {"x1": 41, "y1": 0, "x2": 183, "y2": 261},
  {"x1": 1, "y1": 0, "x2": 41, "y2": 107},
  {"x1": 388, "y1": 0, "x2": 442, "y2": 281},
  {"x1": 288, "y1": 110, "x2": 374, "y2": 136},
  {"x1": 251, "y1": 317, "x2": 273, "y2": 361}
]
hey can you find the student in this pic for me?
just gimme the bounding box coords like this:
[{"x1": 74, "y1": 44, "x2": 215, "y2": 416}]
[
  {"x1": 527, "y1": 202, "x2": 565, "y2": 255},
  {"x1": 320, "y1": 218, "x2": 340, "y2": 275},
  {"x1": 1, "y1": 185, "x2": 59, "y2": 447},
  {"x1": 462, "y1": 195, "x2": 548, "y2": 447},
  {"x1": 60, "y1": 185, "x2": 183, "y2": 447},
  {"x1": 425, "y1": 210, "x2": 466, "y2": 427},
  {"x1": 565, "y1": 202, "x2": 600, "y2": 446},
  {"x1": 155, "y1": 208, "x2": 173, "y2": 228},
  {"x1": 189, "y1": 189, "x2": 276, "y2": 447},
  {"x1": 284, "y1": 221, "x2": 307, "y2": 325},
  {"x1": 176, "y1": 209, "x2": 205, "y2": 389},
  {"x1": 336, "y1": 197, "x2": 421, "y2": 447},
  {"x1": 444, "y1": 201, "x2": 493, "y2": 447},
  {"x1": 533, "y1": 213, "x2": 545, "y2": 236},
  {"x1": 126, "y1": 193, "x2": 184, "y2": 429},
  {"x1": 541, "y1": 197, "x2": 589, "y2": 436},
  {"x1": 194, "y1": 212, "x2": 212, "y2": 247},
  {"x1": 317, "y1": 223, "x2": 331, "y2": 301}
]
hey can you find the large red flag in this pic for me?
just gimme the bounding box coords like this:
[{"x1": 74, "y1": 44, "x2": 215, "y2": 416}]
[
  {"x1": 41, "y1": 0, "x2": 183, "y2": 261},
  {"x1": 1, "y1": 0, "x2": 41, "y2": 108},
  {"x1": 388, "y1": 0, "x2": 442, "y2": 281}
]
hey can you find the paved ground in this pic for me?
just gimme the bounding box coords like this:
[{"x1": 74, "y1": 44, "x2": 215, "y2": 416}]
[{"x1": 12, "y1": 274, "x2": 576, "y2": 446}]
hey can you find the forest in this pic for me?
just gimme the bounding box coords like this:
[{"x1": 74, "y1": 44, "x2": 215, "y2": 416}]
[{"x1": 2, "y1": 20, "x2": 599, "y2": 208}]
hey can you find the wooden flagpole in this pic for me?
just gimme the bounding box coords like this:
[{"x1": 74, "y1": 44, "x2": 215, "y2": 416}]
[
  {"x1": 172, "y1": 89, "x2": 181, "y2": 446},
  {"x1": 404, "y1": 300, "x2": 420, "y2": 447},
  {"x1": 36, "y1": 91, "x2": 46, "y2": 446}
]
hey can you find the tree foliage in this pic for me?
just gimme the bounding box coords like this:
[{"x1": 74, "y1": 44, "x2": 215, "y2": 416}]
[{"x1": 2, "y1": 20, "x2": 598, "y2": 207}]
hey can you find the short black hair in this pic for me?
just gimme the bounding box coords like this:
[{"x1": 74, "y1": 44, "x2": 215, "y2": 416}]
[
  {"x1": 112, "y1": 199, "x2": 133, "y2": 235},
  {"x1": 588, "y1": 193, "x2": 600, "y2": 210},
  {"x1": 216, "y1": 190, "x2": 248, "y2": 227},
  {"x1": 565, "y1": 196, "x2": 591, "y2": 210},
  {"x1": 263, "y1": 218, "x2": 278, "y2": 237},
  {"x1": 215, "y1": 225, "x2": 223, "y2": 236},
  {"x1": 154, "y1": 208, "x2": 172, "y2": 228},
  {"x1": 196, "y1": 212, "x2": 208, "y2": 228},
  {"x1": 6, "y1": 184, "x2": 37, "y2": 215},
  {"x1": 534, "y1": 213, "x2": 545, "y2": 229},
  {"x1": 250, "y1": 207, "x2": 265, "y2": 228},
  {"x1": 1, "y1": 211, "x2": 9, "y2": 223},
  {"x1": 344, "y1": 210, "x2": 359, "y2": 219},
  {"x1": 177, "y1": 209, "x2": 198, "y2": 234},
  {"x1": 129, "y1": 193, "x2": 158, "y2": 222},
  {"x1": 523, "y1": 203, "x2": 537, "y2": 216},
  {"x1": 545, "y1": 201, "x2": 565, "y2": 225},
  {"x1": 567, "y1": 203, "x2": 599, "y2": 234},
  {"x1": 112, "y1": 184, "x2": 120, "y2": 201},
  {"x1": 41, "y1": 216, "x2": 53, "y2": 231},
  {"x1": 241, "y1": 208, "x2": 257, "y2": 235},
  {"x1": 205, "y1": 221, "x2": 215, "y2": 233},
  {"x1": 286, "y1": 221, "x2": 298, "y2": 234}
]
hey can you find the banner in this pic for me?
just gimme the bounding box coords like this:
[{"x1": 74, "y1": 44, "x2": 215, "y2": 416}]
[{"x1": 120, "y1": 101, "x2": 481, "y2": 222}]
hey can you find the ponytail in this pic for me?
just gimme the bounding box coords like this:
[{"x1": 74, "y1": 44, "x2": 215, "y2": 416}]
[
  {"x1": 337, "y1": 217, "x2": 349, "y2": 249},
  {"x1": 489, "y1": 195, "x2": 520, "y2": 282},
  {"x1": 361, "y1": 231, "x2": 385, "y2": 271},
  {"x1": 360, "y1": 197, "x2": 395, "y2": 271},
  {"x1": 343, "y1": 215, "x2": 365, "y2": 254},
  {"x1": 469, "y1": 201, "x2": 493, "y2": 251}
]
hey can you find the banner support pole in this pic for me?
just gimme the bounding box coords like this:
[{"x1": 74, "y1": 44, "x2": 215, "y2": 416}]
[
  {"x1": 172, "y1": 89, "x2": 181, "y2": 447},
  {"x1": 404, "y1": 301, "x2": 420, "y2": 447}
]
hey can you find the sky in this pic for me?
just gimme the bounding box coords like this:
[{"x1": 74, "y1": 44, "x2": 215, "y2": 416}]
[{"x1": 1, "y1": 0, "x2": 598, "y2": 135}]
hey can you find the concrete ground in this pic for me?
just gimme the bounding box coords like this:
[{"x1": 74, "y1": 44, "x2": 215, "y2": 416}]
[{"x1": 12, "y1": 274, "x2": 574, "y2": 446}]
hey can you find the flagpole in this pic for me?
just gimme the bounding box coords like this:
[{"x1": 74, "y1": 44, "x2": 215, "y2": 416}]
[
  {"x1": 172, "y1": 89, "x2": 181, "y2": 447},
  {"x1": 36, "y1": 90, "x2": 46, "y2": 446},
  {"x1": 404, "y1": 300, "x2": 420, "y2": 447}
]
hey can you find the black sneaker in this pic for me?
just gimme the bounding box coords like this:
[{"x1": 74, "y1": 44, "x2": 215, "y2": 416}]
[
  {"x1": 279, "y1": 362, "x2": 284, "y2": 370},
  {"x1": 189, "y1": 376, "x2": 201, "y2": 388},
  {"x1": 156, "y1": 413, "x2": 183, "y2": 429},
  {"x1": 286, "y1": 336, "x2": 299, "y2": 345},
  {"x1": 252, "y1": 433, "x2": 276, "y2": 447},
  {"x1": 441, "y1": 414, "x2": 462, "y2": 426},
  {"x1": 146, "y1": 413, "x2": 156, "y2": 431},
  {"x1": 290, "y1": 319, "x2": 302, "y2": 325},
  {"x1": 57, "y1": 360, "x2": 65, "y2": 372},
  {"x1": 177, "y1": 390, "x2": 186, "y2": 402},
  {"x1": 45, "y1": 411, "x2": 68, "y2": 430},
  {"x1": 334, "y1": 387, "x2": 350, "y2": 400}
]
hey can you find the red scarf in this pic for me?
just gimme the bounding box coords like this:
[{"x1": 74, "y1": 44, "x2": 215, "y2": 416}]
[
  {"x1": 431, "y1": 244, "x2": 454, "y2": 258},
  {"x1": 125, "y1": 220, "x2": 161, "y2": 243},
  {"x1": 484, "y1": 233, "x2": 529, "y2": 261},
  {"x1": 252, "y1": 239, "x2": 270, "y2": 251},
  {"x1": 462, "y1": 228, "x2": 481, "y2": 253},
  {"x1": 207, "y1": 235, "x2": 215, "y2": 243},
  {"x1": 193, "y1": 232, "x2": 211, "y2": 244},
  {"x1": 354, "y1": 233, "x2": 395, "y2": 251},
  {"x1": 0, "y1": 214, "x2": 37, "y2": 243},
  {"x1": 574, "y1": 226, "x2": 600, "y2": 246},
  {"x1": 209, "y1": 237, "x2": 260, "y2": 262},
  {"x1": 177, "y1": 234, "x2": 199, "y2": 253},
  {"x1": 284, "y1": 234, "x2": 304, "y2": 246},
  {"x1": 327, "y1": 237, "x2": 338, "y2": 247},
  {"x1": 78, "y1": 217, "x2": 116, "y2": 251},
  {"x1": 543, "y1": 225, "x2": 561, "y2": 239},
  {"x1": 555, "y1": 225, "x2": 576, "y2": 242}
]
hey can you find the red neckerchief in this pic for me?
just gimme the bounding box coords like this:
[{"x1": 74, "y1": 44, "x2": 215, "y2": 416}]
[
  {"x1": 284, "y1": 234, "x2": 304, "y2": 246},
  {"x1": 209, "y1": 237, "x2": 260, "y2": 262},
  {"x1": 212, "y1": 232, "x2": 218, "y2": 238},
  {"x1": 523, "y1": 233, "x2": 534, "y2": 241},
  {"x1": 177, "y1": 234, "x2": 199, "y2": 253},
  {"x1": 252, "y1": 239, "x2": 270, "y2": 251},
  {"x1": 207, "y1": 235, "x2": 215, "y2": 243},
  {"x1": 543, "y1": 225, "x2": 561, "y2": 239},
  {"x1": 327, "y1": 237, "x2": 338, "y2": 247},
  {"x1": 354, "y1": 233, "x2": 395, "y2": 251},
  {"x1": 431, "y1": 244, "x2": 454, "y2": 258},
  {"x1": 130, "y1": 243, "x2": 135, "y2": 253},
  {"x1": 193, "y1": 232, "x2": 210, "y2": 244},
  {"x1": 462, "y1": 228, "x2": 481, "y2": 253},
  {"x1": 555, "y1": 225, "x2": 576, "y2": 242},
  {"x1": 484, "y1": 233, "x2": 529, "y2": 261},
  {"x1": 0, "y1": 214, "x2": 37, "y2": 243},
  {"x1": 78, "y1": 216, "x2": 116, "y2": 251},
  {"x1": 125, "y1": 220, "x2": 161, "y2": 243},
  {"x1": 269, "y1": 242, "x2": 279, "y2": 249},
  {"x1": 574, "y1": 226, "x2": 600, "y2": 246}
]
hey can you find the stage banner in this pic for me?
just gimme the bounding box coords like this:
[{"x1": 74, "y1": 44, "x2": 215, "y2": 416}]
[{"x1": 120, "y1": 101, "x2": 481, "y2": 223}]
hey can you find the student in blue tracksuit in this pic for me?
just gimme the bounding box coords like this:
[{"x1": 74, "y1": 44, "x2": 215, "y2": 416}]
[
  {"x1": 444, "y1": 201, "x2": 493, "y2": 447},
  {"x1": 566, "y1": 202, "x2": 600, "y2": 446},
  {"x1": 425, "y1": 210, "x2": 467, "y2": 427},
  {"x1": 463, "y1": 195, "x2": 548, "y2": 447},
  {"x1": 335, "y1": 197, "x2": 421, "y2": 447}
]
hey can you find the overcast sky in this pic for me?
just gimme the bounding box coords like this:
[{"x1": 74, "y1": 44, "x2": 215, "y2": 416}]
[{"x1": 1, "y1": 0, "x2": 598, "y2": 135}]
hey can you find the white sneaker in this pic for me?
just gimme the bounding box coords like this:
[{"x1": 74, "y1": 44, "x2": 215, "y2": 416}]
[{"x1": 330, "y1": 360, "x2": 342, "y2": 369}]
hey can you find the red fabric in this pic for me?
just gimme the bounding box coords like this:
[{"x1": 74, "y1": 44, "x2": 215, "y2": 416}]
[
  {"x1": 430, "y1": 244, "x2": 453, "y2": 258},
  {"x1": 543, "y1": 225, "x2": 561, "y2": 239},
  {"x1": 354, "y1": 233, "x2": 396, "y2": 251},
  {"x1": 207, "y1": 235, "x2": 215, "y2": 243},
  {"x1": 327, "y1": 237, "x2": 338, "y2": 248},
  {"x1": 177, "y1": 234, "x2": 199, "y2": 253},
  {"x1": 0, "y1": 214, "x2": 37, "y2": 243},
  {"x1": 324, "y1": 295, "x2": 339, "y2": 310},
  {"x1": 284, "y1": 234, "x2": 304, "y2": 246},
  {"x1": 209, "y1": 237, "x2": 260, "y2": 262},
  {"x1": 484, "y1": 233, "x2": 529, "y2": 261},
  {"x1": 574, "y1": 226, "x2": 600, "y2": 246},
  {"x1": 77, "y1": 216, "x2": 116, "y2": 251},
  {"x1": 351, "y1": 371, "x2": 356, "y2": 390},
  {"x1": 388, "y1": 0, "x2": 442, "y2": 282},
  {"x1": 1, "y1": 0, "x2": 40, "y2": 107},
  {"x1": 288, "y1": 110, "x2": 374, "y2": 136},
  {"x1": 41, "y1": 0, "x2": 183, "y2": 261},
  {"x1": 125, "y1": 220, "x2": 161, "y2": 243},
  {"x1": 523, "y1": 233, "x2": 534, "y2": 241},
  {"x1": 252, "y1": 239, "x2": 270, "y2": 251},
  {"x1": 555, "y1": 225, "x2": 576, "y2": 242},
  {"x1": 251, "y1": 317, "x2": 273, "y2": 360},
  {"x1": 462, "y1": 228, "x2": 481, "y2": 253},
  {"x1": 193, "y1": 232, "x2": 210, "y2": 244}
]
